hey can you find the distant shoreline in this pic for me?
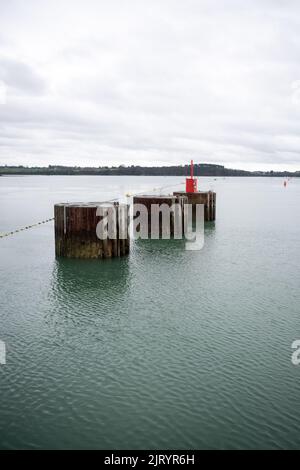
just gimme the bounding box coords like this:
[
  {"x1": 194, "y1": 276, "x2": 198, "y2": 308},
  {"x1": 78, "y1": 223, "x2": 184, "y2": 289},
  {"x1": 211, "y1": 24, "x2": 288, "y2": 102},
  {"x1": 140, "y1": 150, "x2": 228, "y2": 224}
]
[{"x1": 0, "y1": 163, "x2": 299, "y2": 177}]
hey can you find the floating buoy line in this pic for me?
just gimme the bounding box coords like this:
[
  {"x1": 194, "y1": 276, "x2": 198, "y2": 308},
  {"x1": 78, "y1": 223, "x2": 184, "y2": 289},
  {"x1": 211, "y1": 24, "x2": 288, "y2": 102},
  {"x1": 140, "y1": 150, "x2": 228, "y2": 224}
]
[
  {"x1": 0, "y1": 182, "x2": 186, "y2": 240},
  {"x1": 0, "y1": 218, "x2": 55, "y2": 239}
]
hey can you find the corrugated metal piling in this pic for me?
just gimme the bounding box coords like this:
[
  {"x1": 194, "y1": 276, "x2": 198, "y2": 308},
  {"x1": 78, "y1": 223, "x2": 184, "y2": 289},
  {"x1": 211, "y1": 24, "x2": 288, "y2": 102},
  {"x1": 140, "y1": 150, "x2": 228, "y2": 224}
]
[
  {"x1": 54, "y1": 202, "x2": 129, "y2": 259},
  {"x1": 133, "y1": 194, "x2": 187, "y2": 237},
  {"x1": 173, "y1": 191, "x2": 216, "y2": 222},
  {"x1": 54, "y1": 161, "x2": 216, "y2": 258}
]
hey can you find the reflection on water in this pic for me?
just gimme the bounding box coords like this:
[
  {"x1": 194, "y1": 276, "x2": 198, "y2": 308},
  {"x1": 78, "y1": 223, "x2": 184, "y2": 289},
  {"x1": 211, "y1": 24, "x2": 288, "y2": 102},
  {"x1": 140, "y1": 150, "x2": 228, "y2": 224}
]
[
  {"x1": 46, "y1": 257, "x2": 131, "y2": 345},
  {"x1": 52, "y1": 257, "x2": 131, "y2": 297},
  {"x1": 48, "y1": 223, "x2": 217, "y2": 321}
]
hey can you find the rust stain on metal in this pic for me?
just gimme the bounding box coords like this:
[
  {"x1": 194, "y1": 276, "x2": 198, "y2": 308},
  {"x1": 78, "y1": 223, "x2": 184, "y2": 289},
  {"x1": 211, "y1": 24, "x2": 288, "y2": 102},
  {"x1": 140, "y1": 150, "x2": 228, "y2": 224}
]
[
  {"x1": 54, "y1": 202, "x2": 130, "y2": 259},
  {"x1": 173, "y1": 191, "x2": 216, "y2": 222}
]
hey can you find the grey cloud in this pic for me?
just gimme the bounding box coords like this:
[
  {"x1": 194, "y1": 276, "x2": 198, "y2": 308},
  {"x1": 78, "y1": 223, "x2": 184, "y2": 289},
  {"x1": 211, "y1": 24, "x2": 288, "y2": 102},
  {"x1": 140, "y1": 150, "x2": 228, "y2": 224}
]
[
  {"x1": 0, "y1": 57, "x2": 46, "y2": 95},
  {"x1": 0, "y1": 0, "x2": 300, "y2": 170}
]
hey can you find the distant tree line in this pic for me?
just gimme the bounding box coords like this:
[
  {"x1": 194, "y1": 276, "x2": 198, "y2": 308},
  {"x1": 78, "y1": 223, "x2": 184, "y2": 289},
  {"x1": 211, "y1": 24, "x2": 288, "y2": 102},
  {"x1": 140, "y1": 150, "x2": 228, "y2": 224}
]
[{"x1": 0, "y1": 163, "x2": 299, "y2": 177}]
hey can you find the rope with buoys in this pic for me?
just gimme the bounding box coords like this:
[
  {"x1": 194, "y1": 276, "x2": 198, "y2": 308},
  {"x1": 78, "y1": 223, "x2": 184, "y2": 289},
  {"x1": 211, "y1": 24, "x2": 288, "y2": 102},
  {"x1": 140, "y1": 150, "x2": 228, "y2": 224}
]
[
  {"x1": 0, "y1": 218, "x2": 54, "y2": 239},
  {"x1": 125, "y1": 181, "x2": 185, "y2": 198},
  {"x1": 0, "y1": 181, "x2": 187, "y2": 240}
]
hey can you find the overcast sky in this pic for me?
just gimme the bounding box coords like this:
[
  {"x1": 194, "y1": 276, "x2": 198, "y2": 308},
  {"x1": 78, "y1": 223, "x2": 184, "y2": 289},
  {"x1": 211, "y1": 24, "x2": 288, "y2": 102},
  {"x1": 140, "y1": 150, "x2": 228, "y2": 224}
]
[{"x1": 1, "y1": 0, "x2": 300, "y2": 170}]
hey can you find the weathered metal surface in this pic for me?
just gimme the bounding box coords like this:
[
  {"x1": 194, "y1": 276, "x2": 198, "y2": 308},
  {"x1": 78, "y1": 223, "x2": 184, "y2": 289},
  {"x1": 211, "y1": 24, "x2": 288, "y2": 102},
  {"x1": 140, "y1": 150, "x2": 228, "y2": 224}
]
[
  {"x1": 173, "y1": 191, "x2": 216, "y2": 222},
  {"x1": 133, "y1": 194, "x2": 188, "y2": 237},
  {"x1": 54, "y1": 202, "x2": 130, "y2": 259}
]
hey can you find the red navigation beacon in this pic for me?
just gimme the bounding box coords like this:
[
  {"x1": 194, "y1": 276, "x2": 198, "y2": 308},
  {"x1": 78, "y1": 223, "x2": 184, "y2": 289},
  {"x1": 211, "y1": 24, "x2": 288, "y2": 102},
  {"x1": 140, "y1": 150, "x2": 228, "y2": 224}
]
[{"x1": 185, "y1": 159, "x2": 198, "y2": 193}]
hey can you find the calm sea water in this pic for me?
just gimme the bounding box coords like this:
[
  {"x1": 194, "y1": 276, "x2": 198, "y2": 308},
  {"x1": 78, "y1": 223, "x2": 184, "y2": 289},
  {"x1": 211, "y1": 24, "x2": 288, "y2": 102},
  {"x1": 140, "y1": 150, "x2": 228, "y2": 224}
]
[{"x1": 0, "y1": 175, "x2": 300, "y2": 449}]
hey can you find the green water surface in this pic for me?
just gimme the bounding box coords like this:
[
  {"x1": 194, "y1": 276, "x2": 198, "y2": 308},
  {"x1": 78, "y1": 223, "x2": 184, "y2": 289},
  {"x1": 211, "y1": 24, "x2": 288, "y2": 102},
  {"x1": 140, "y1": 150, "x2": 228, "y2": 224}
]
[{"x1": 0, "y1": 176, "x2": 300, "y2": 449}]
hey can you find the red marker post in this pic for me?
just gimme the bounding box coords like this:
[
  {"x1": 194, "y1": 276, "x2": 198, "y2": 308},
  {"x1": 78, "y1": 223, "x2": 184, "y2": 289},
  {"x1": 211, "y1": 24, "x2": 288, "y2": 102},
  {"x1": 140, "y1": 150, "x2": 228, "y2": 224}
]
[{"x1": 186, "y1": 160, "x2": 198, "y2": 193}]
